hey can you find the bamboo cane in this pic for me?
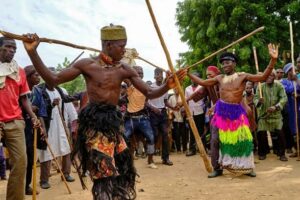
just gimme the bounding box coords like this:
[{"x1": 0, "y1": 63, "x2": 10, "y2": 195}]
[
  {"x1": 289, "y1": 22, "x2": 300, "y2": 160},
  {"x1": 1, "y1": 29, "x2": 167, "y2": 74},
  {"x1": 32, "y1": 128, "x2": 37, "y2": 200},
  {"x1": 137, "y1": 56, "x2": 167, "y2": 72},
  {"x1": 145, "y1": 0, "x2": 212, "y2": 173},
  {"x1": 44, "y1": 139, "x2": 72, "y2": 194},
  {"x1": 185, "y1": 26, "x2": 265, "y2": 71},
  {"x1": 253, "y1": 47, "x2": 263, "y2": 98},
  {"x1": 57, "y1": 106, "x2": 88, "y2": 190},
  {"x1": 0, "y1": 30, "x2": 101, "y2": 52}
]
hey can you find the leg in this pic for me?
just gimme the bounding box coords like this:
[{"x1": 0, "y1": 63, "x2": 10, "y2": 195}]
[
  {"x1": 4, "y1": 120, "x2": 27, "y2": 200},
  {"x1": 137, "y1": 117, "x2": 155, "y2": 164},
  {"x1": 40, "y1": 160, "x2": 51, "y2": 189},
  {"x1": 181, "y1": 120, "x2": 188, "y2": 152},
  {"x1": 62, "y1": 154, "x2": 75, "y2": 181},
  {"x1": 25, "y1": 144, "x2": 33, "y2": 191},
  {"x1": 0, "y1": 146, "x2": 6, "y2": 179},
  {"x1": 208, "y1": 123, "x2": 223, "y2": 178},
  {"x1": 210, "y1": 124, "x2": 220, "y2": 170},
  {"x1": 124, "y1": 118, "x2": 135, "y2": 157},
  {"x1": 257, "y1": 131, "x2": 268, "y2": 159},
  {"x1": 160, "y1": 111, "x2": 172, "y2": 165},
  {"x1": 195, "y1": 114, "x2": 206, "y2": 151},
  {"x1": 274, "y1": 129, "x2": 287, "y2": 161},
  {"x1": 173, "y1": 122, "x2": 181, "y2": 152}
]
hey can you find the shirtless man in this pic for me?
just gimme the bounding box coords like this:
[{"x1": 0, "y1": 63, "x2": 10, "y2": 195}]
[
  {"x1": 188, "y1": 44, "x2": 278, "y2": 176},
  {"x1": 23, "y1": 24, "x2": 185, "y2": 200}
]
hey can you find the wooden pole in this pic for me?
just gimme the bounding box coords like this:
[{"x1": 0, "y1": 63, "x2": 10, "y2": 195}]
[
  {"x1": 57, "y1": 106, "x2": 88, "y2": 190},
  {"x1": 1, "y1": 30, "x2": 167, "y2": 74},
  {"x1": 289, "y1": 22, "x2": 300, "y2": 160},
  {"x1": 145, "y1": 0, "x2": 212, "y2": 173},
  {"x1": 32, "y1": 128, "x2": 37, "y2": 200},
  {"x1": 185, "y1": 26, "x2": 265, "y2": 71},
  {"x1": 0, "y1": 30, "x2": 101, "y2": 52},
  {"x1": 253, "y1": 47, "x2": 263, "y2": 98},
  {"x1": 137, "y1": 56, "x2": 167, "y2": 72},
  {"x1": 44, "y1": 139, "x2": 72, "y2": 194}
]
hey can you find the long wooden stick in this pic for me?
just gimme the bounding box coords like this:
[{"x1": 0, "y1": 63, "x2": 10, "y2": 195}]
[
  {"x1": 137, "y1": 56, "x2": 167, "y2": 72},
  {"x1": 145, "y1": 0, "x2": 212, "y2": 173},
  {"x1": 289, "y1": 22, "x2": 300, "y2": 160},
  {"x1": 32, "y1": 128, "x2": 37, "y2": 200},
  {"x1": 44, "y1": 139, "x2": 72, "y2": 194},
  {"x1": 185, "y1": 26, "x2": 265, "y2": 71},
  {"x1": 253, "y1": 47, "x2": 263, "y2": 98},
  {"x1": 0, "y1": 30, "x2": 101, "y2": 52},
  {"x1": 57, "y1": 106, "x2": 88, "y2": 190},
  {"x1": 1, "y1": 29, "x2": 167, "y2": 74}
]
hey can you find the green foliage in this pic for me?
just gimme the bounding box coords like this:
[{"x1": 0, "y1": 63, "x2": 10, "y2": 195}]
[
  {"x1": 56, "y1": 57, "x2": 85, "y2": 95},
  {"x1": 176, "y1": 0, "x2": 300, "y2": 83}
]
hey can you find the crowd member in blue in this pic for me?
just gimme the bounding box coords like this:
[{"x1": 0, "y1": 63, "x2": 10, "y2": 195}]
[
  {"x1": 23, "y1": 65, "x2": 45, "y2": 195},
  {"x1": 281, "y1": 63, "x2": 300, "y2": 157}
]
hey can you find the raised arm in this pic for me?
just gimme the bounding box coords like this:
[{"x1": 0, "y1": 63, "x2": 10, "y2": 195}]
[
  {"x1": 23, "y1": 33, "x2": 82, "y2": 88},
  {"x1": 188, "y1": 73, "x2": 218, "y2": 87},
  {"x1": 246, "y1": 43, "x2": 278, "y2": 82}
]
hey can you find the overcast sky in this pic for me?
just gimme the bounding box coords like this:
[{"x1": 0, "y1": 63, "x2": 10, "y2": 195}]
[{"x1": 1, "y1": 0, "x2": 188, "y2": 81}]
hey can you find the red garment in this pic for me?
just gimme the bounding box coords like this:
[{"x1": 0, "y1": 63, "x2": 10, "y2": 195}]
[
  {"x1": 207, "y1": 66, "x2": 220, "y2": 75},
  {"x1": 0, "y1": 67, "x2": 30, "y2": 122}
]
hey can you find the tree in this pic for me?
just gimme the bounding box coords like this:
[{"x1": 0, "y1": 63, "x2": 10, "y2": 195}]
[
  {"x1": 176, "y1": 0, "x2": 300, "y2": 77},
  {"x1": 56, "y1": 57, "x2": 85, "y2": 95}
]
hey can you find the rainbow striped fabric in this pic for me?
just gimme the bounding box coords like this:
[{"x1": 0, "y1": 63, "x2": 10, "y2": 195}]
[{"x1": 212, "y1": 100, "x2": 255, "y2": 173}]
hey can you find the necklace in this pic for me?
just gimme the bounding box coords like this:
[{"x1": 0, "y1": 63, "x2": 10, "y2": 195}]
[
  {"x1": 223, "y1": 72, "x2": 238, "y2": 83},
  {"x1": 99, "y1": 52, "x2": 122, "y2": 68}
]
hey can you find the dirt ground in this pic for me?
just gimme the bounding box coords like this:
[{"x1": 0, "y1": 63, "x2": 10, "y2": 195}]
[{"x1": 0, "y1": 152, "x2": 299, "y2": 200}]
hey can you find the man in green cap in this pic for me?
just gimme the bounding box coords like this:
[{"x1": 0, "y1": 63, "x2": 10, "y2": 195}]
[{"x1": 23, "y1": 24, "x2": 186, "y2": 200}]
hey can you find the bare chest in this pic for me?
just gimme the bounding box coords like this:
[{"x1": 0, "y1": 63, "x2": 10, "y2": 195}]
[{"x1": 219, "y1": 73, "x2": 245, "y2": 91}]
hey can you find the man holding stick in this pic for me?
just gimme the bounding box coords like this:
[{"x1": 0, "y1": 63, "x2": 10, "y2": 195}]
[
  {"x1": 0, "y1": 37, "x2": 40, "y2": 200},
  {"x1": 23, "y1": 24, "x2": 186, "y2": 199},
  {"x1": 254, "y1": 70, "x2": 288, "y2": 161},
  {"x1": 188, "y1": 44, "x2": 278, "y2": 176}
]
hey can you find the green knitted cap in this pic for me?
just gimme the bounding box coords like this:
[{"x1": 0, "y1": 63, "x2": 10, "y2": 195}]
[{"x1": 101, "y1": 24, "x2": 127, "y2": 40}]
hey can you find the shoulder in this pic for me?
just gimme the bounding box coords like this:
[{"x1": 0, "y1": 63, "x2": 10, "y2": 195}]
[
  {"x1": 121, "y1": 62, "x2": 135, "y2": 72},
  {"x1": 120, "y1": 62, "x2": 138, "y2": 78},
  {"x1": 215, "y1": 74, "x2": 224, "y2": 80},
  {"x1": 73, "y1": 57, "x2": 96, "y2": 69},
  {"x1": 236, "y1": 72, "x2": 247, "y2": 78}
]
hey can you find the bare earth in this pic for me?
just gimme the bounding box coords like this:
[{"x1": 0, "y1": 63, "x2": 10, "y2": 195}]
[{"x1": 0, "y1": 153, "x2": 299, "y2": 200}]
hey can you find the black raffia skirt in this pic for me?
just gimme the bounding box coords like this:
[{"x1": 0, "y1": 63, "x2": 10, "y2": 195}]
[{"x1": 73, "y1": 103, "x2": 136, "y2": 200}]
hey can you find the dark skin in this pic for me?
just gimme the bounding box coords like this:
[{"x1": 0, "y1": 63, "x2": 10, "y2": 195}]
[
  {"x1": 186, "y1": 69, "x2": 218, "y2": 102},
  {"x1": 0, "y1": 39, "x2": 40, "y2": 127},
  {"x1": 23, "y1": 34, "x2": 186, "y2": 105},
  {"x1": 188, "y1": 44, "x2": 279, "y2": 104},
  {"x1": 146, "y1": 70, "x2": 174, "y2": 114},
  {"x1": 26, "y1": 71, "x2": 46, "y2": 134},
  {"x1": 276, "y1": 68, "x2": 284, "y2": 80},
  {"x1": 257, "y1": 72, "x2": 278, "y2": 113}
]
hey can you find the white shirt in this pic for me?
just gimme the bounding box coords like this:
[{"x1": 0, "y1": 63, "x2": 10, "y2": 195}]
[
  {"x1": 148, "y1": 82, "x2": 168, "y2": 109},
  {"x1": 168, "y1": 94, "x2": 184, "y2": 122},
  {"x1": 185, "y1": 85, "x2": 205, "y2": 115}
]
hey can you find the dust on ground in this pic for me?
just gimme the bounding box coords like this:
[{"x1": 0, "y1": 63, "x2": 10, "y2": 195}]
[{"x1": 0, "y1": 153, "x2": 299, "y2": 200}]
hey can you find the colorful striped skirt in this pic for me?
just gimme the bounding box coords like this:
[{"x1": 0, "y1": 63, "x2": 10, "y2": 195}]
[{"x1": 212, "y1": 100, "x2": 254, "y2": 174}]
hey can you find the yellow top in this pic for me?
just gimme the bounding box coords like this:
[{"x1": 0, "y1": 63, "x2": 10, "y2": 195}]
[{"x1": 127, "y1": 86, "x2": 146, "y2": 113}]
